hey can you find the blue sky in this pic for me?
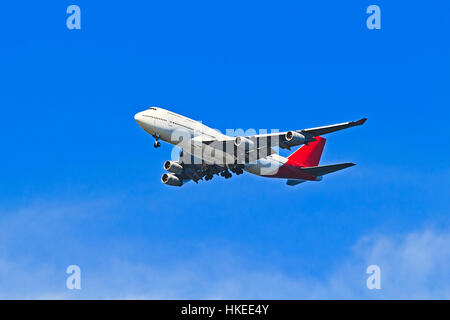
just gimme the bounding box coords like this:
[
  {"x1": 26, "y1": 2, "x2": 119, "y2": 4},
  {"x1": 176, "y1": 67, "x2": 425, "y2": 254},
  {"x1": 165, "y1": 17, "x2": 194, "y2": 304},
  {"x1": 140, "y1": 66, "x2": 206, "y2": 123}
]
[{"x1": 0, "y1": 1, "x2": 449, "y2": 298}]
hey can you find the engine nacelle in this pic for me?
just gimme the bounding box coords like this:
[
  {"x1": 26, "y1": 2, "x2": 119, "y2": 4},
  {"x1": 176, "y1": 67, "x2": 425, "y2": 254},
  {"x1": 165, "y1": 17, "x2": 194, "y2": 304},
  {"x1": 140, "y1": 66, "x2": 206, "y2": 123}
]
[
  {"x1": 234, "y1": 136, "x2": 255, "y2": 148},
  {"x1": 284, "y1": 131, "x2": 306, "y2": 146},
  {"x1": 163, "y1": 160, "x2": 183, "y2": 175},
  {"x1": 161, "y1": 173, "x2": 183, "y2": 186}
]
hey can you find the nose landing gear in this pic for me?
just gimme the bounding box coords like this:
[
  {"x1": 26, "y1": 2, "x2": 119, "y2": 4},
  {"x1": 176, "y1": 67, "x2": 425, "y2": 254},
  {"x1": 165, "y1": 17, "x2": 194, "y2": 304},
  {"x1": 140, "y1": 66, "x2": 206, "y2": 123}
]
[{"x1": 153, "y1": 134, "x2": 161, "y2": 148}]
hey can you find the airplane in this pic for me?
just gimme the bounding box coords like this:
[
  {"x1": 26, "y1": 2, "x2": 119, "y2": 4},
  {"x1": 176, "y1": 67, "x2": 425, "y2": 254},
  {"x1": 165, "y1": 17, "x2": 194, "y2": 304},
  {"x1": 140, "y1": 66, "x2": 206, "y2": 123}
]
[{"x1": 134, "y1": 107, "x2": 366, "y2": 187}]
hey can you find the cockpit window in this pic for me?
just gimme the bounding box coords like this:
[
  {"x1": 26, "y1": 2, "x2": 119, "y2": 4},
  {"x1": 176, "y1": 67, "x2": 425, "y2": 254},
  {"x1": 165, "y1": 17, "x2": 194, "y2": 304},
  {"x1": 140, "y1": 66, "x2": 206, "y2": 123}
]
[{"x1": 148, "y1": 107, "x2": 157, "y2": 110}]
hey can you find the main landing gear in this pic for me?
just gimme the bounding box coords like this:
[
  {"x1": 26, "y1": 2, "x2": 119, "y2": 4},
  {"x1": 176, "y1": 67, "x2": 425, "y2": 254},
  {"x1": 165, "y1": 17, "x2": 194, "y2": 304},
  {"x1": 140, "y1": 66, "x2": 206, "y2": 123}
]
[
  {"x1": 229, "y1": 165, "x2": 244, "y2": 176},
  {"x1": 153, "y1": 134, "x2": 161, "y2": 148},
  {"x1": 220, "y1": 170, "x2": 232, "y2": 179}
]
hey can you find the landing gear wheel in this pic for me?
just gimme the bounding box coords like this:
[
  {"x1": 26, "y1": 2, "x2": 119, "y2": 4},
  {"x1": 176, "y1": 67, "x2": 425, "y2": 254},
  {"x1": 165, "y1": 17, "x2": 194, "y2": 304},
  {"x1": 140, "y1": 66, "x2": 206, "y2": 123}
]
[
  {"x1": 152, "y1": 134, "x2": 161, "y2": 148},
  {"x1": 222, "y1": 171, "x2": 232, "y2": 179}
]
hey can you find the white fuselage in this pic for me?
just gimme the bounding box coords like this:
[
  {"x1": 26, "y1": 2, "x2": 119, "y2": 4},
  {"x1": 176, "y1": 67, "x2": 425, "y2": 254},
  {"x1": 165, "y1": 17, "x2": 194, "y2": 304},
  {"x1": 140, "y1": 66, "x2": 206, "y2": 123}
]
[{"x1": 134, "y1": 107, "x2": 288, "y2": 176}]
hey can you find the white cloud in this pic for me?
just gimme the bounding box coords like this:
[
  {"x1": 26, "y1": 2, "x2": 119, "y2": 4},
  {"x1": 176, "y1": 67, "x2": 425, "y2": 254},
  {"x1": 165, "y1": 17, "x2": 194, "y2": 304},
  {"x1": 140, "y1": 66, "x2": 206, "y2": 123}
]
[
  {"x1": 351, "y1": 229, "x2": 450, "y2": 299},
  {"x1": 0, "y1": 203, "x2": 448, "y2": 299}
]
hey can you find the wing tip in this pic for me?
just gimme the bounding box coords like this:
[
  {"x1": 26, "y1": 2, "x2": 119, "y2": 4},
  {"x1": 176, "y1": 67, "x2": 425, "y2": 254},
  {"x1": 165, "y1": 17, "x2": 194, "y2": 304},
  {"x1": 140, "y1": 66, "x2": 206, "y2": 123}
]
[
  {"x1": 355, "y1": 118, "x2": 367, "y2": 125},
  {"x1": 340, "y1": 162, "x2": 356, "y2": 169}
]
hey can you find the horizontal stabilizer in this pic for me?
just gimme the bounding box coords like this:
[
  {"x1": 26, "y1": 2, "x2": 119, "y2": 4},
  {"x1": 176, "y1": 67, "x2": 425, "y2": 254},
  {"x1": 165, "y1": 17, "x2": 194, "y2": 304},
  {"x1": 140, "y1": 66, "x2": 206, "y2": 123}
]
[
  {"x1": 300, "y1": 163, "x2": 355, "y2": 176},
  {"x1": 286, "y1": 179, "x2": 306, "y2": 186}
]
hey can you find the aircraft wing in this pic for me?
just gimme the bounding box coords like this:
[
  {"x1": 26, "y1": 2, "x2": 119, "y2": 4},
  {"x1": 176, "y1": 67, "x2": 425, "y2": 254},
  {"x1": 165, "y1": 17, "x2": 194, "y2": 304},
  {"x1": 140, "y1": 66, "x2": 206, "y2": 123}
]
[
  {"x1": 187, "y1": 118, "x2": 366, "y2": 160},
  {"x1": 169, "y1": 154, "x2": 243, "y2": 183},
  {"x1": 241, "y1": 118, "x2": 367, "y2": 150},
  {"x1": 299, "y1": 118, "x2": 367, "y2": 136},
  {"x1": 180, "y1": 140, "x2": 276, "y2": 166},
  {"x1": 176, "y1": 163, "x2": 222, "y2": 183}
]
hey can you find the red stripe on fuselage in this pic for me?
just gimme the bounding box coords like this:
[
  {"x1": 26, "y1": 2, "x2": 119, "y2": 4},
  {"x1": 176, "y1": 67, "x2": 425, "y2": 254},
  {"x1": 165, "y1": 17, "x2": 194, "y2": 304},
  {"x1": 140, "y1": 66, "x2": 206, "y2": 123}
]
[{"x1": 262, "y1": 160, "x2": 318, "y2": 180}]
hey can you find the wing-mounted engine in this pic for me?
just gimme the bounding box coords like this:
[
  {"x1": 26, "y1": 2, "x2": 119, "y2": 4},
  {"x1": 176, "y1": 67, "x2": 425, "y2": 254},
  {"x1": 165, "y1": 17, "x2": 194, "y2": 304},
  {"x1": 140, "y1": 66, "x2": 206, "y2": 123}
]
[
  {"x1": 234, "y1": 136, "x2": 255, "y2": 148},
  {"x1": 161, "y1": 173, "x2": 183, "y2": 186},
  {"x1": 282, "y1": 131, "x2": 315, "y2": 148},
  {"x1": 285, "y1": 131, "x2": 305, "y2": 145},
  {"x1": 163, "y1": 160, "x2": 184, "y2": 175}
]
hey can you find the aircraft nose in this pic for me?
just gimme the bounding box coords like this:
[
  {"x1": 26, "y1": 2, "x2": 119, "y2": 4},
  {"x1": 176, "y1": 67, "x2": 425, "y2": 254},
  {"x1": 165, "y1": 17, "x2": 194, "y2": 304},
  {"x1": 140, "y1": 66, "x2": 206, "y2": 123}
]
[{"x1": 134, "y1": 112, "x2": 143, "y2": 124}]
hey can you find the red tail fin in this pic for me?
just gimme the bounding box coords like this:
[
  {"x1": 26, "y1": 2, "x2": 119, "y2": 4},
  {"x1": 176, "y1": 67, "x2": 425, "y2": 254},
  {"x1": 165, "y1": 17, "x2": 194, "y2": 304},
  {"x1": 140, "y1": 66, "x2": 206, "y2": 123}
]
[{"x1": 287, "y1": 136, "x2": 326, "y2": 167}]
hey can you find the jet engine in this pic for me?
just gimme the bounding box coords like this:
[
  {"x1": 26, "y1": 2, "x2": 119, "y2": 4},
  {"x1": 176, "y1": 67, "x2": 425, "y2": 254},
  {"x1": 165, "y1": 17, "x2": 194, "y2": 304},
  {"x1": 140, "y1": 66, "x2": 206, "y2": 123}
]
[
  {"x1": 163, "y1": 160, "x2": 183, "y2": 175},
  {"x1": 161, "y1": 173, "x2": 183, "y2": 186},
  {"x1": 284, "y1": 131, "x2": 306, "y2": 146},
  {"x1": 234, "y1": 136, "x2": 254, "y2": 148}
]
